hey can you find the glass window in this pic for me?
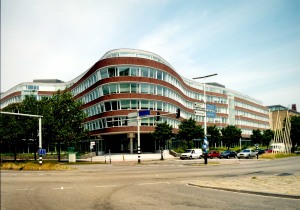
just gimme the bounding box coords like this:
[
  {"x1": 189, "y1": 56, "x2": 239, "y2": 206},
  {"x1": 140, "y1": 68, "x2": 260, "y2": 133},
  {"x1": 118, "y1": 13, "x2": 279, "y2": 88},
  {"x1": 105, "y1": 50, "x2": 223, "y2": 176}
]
[
  {"x1": 120, "y1": 83, "x2": 130, "y2": 93},
  {"x1": 109, "y1": 84, "x2": 118, "y2": 94},
  {"x1": 102, "y1": 85, "x2": 110, "y2": 95},
  {"x1": 130, "y1": 67, "x2": 138, "y2": 76},
  {"x1": 131, "y1": 100, "x2": 138, "y2": 109},
  {"x1": 149, "y1": 101, "x2": 155, "y2": 110},
  {"x1": 111, "y1": 101, "x2": 119, "y2": 110},
  {"x1": 121, "y1": 100, "x2": 130, "y2": 109},
  {"x1": 130, "y1": 83, "x2": 138, "y2": 93},
  {"x1": 157, "y1": 101, "x2": 162, "y2": 110},
  {"x1": 119, "y1": 67, "x2": 130, "y2": 76},
  {"x1": 100, "y1": 68, "x2": 108, "y2": 79},
  {"x1": 141, "y1": 68, "x2": 149, "y2": 77},
  {"x1": 150, "y1": 84, "x2": 155, "y2": 94},
  {"x1": 163, "y1": 88, "x2": 168, "y2": 96},
  {"x1": 149, "y1": 68, "x2": 155, "y2": 78},
  {"x1": 157, "y1": 70, "x2": 162, "y2": 80},
  {"x1": 141, "y1": 84, "x2": 149, "y2": 94},
  {"x1": 104, "y1": 102, "x2": 111, "y2": 112},
  {"x1": 157, "y1": 86, "x2": 163, "y2": 96},
  {"x1": 107, "y1": 118, "x2": 113, "y2": 127},
  {"x1": 108, "y1": 67, "x2": 116, "y2": 77},
  {"x1": 141, "y1": 100, "x2": 149, "y2": 109}
]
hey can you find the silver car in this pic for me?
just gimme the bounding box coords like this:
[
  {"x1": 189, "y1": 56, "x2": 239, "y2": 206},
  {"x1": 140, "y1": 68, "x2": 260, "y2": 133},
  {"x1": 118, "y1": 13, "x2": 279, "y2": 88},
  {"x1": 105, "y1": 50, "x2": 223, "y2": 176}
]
[{"x1": 237, "y1": 149, "x2": 257, "y2": 159}]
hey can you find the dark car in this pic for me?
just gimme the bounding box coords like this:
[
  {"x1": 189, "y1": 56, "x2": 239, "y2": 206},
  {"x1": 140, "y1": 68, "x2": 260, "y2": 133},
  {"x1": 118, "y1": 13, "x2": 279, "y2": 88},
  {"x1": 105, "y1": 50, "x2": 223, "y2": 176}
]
[
  {"x1": 218, "y1": 150, "x2": 237, "y2": 159},
  {"x1": 257, "y1": 149, "x2": 265, "y2": 155}
]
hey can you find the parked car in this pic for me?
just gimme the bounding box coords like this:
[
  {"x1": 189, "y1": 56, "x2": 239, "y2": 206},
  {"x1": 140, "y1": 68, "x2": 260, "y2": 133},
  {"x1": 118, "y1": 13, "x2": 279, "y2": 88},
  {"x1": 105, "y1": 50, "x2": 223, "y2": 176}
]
[
  {"x1": 180, "y1": 149, "x2": 203, "y2": 160},
  {"x1": 203, "y1": 150, "x2": 220, "y2": 159},
  {"x1": 237, "y1": 149, "x2": 257, "y2": 159},
  {"x1": 218, "y1": 150, "x2": 237, "y2": 159},
  {"x1": 257, "y1": 149, "x2": 265, "y2": 155},
  {"x1": 265, "y1": 149, "x2": 272, "y2": 153}
]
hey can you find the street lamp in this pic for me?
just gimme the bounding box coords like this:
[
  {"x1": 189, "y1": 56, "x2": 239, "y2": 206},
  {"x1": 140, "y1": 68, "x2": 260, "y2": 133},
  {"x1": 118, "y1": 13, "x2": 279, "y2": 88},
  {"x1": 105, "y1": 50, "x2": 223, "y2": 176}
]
[{"x1": 193, "y1": 73, "x2": 218, "y2": 139}]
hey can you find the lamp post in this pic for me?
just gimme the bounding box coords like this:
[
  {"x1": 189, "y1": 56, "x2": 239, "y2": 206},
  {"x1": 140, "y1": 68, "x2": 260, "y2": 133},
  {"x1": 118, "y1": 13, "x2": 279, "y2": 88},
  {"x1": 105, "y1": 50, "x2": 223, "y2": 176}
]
[{"x1": 193, "y1": 74, "x2": 217, "y2": 164}]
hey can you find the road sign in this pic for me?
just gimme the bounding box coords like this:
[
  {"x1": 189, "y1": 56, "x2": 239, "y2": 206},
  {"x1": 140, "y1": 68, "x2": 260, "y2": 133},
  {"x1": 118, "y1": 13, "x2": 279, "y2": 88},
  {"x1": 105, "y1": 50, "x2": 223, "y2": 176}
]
[
  {"x1": 194, "y1": 102, "x2": 205, "y2": 109},
  {"x1": 206, "y1": 104, "x2": 216, "y2": 118},
  {"x1": 206, "y1": 111, "x2": 216, "y2": 118},
  {"x1": 206, "y1": 104, "x2": 216, "y2": 111},
  {"x1": 194, "y1": 110, "x2": 205, "y2": 116},
  {"x1": 128, "y1": 112, "x2": 138, "y2": 126},
  {"x1": 138, "y1": 110, "x2": 150, "y2": 116},
  {"x1": 38, "y1": 149, "x2": 46, "y2": 155}
]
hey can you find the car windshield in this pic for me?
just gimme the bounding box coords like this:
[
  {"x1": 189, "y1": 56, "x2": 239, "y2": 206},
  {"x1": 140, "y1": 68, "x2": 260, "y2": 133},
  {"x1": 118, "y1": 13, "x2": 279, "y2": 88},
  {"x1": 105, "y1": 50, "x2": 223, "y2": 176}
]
[
  {"x1": 242, "y1": 150, "x2": 250, "y2": 152},
  {"x1": 184, "y1": 149, "x2": 192, "y2": 153}
]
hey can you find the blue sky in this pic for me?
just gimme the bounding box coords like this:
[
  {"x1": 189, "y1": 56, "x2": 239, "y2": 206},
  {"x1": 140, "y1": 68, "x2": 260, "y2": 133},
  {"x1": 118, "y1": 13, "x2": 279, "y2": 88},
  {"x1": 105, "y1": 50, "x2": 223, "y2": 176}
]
[{"x1": 1, "y1": 0, "x2": 300, "y2": 108}]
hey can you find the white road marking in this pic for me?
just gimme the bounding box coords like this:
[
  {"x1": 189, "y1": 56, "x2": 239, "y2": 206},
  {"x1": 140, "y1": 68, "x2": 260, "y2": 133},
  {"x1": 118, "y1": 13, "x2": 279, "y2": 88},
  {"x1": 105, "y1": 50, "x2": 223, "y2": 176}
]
[
  {"x1": 95, "y1": 185, "x2": 118, "y2": 188},
  {"x1": 52, "y1": 186, "x2": 74, "y2": 190}
]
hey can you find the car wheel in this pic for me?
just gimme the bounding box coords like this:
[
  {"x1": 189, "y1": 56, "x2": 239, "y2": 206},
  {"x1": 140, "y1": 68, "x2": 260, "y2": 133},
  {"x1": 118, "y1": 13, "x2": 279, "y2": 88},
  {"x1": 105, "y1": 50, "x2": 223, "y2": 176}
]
[
  {"x1": 189, "y1": 156, "x2": 192, "y2": 159},
  {"x1": 238, "y1": 157, "x2": 240, "y2": 159},
  {"x1": 210, "y1": 156, "x2": 213, "y2": 159}
]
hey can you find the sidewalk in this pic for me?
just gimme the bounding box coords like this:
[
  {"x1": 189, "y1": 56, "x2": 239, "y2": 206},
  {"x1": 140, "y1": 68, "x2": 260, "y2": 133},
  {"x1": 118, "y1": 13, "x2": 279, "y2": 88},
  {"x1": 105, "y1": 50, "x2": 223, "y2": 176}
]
[
  {"x1": 82, "y1": 151, "x2": 175, "y2": 162},
  {"x1": 189, "y1": 175, "x2": 300, "y2": 199}
]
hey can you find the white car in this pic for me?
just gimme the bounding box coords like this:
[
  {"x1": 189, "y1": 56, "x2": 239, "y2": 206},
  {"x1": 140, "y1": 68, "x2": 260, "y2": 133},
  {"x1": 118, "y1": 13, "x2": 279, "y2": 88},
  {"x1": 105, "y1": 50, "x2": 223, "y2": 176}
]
[
  {"x1": 180, "y1": 149, "x2": 203, "y2": 159},
  {"x1": 237, "y1": 149, "x2": 257, "y2": 159}
]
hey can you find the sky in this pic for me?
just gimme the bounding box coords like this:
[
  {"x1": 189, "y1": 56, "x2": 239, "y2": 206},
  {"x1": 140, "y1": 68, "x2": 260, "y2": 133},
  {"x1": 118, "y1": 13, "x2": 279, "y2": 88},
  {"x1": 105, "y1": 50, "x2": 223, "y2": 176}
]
[{"x1": 1, "y1": 0, "x2": 300, "y2": 108}]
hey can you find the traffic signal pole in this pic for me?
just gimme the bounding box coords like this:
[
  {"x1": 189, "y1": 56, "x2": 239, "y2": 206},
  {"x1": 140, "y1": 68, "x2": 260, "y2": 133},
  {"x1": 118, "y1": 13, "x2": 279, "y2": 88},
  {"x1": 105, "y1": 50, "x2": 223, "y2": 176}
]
[{"x1": 0, "y1": 111, "x2": 43, "y2": 165}]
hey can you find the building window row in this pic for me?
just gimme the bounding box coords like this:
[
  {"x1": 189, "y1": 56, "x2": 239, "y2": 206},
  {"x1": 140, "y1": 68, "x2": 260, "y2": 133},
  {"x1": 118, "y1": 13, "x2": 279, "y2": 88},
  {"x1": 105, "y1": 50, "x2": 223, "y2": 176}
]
[
  {"x1": 84, "y1": 116, "x2": 181, "y2": 131},
  {"x1": 71, "y1": 65, "x2": 229, "y2": 107}
]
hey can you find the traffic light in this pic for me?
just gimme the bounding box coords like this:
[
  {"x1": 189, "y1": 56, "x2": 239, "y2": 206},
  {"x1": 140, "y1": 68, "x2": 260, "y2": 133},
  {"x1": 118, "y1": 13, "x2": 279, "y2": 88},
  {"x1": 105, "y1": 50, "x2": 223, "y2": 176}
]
[
  {"x1": 156, "y1": 112, "x2": 160, "y2": 121},
  {"x1": 176, "y1": 108, "x2": 180, "y2": 118}
]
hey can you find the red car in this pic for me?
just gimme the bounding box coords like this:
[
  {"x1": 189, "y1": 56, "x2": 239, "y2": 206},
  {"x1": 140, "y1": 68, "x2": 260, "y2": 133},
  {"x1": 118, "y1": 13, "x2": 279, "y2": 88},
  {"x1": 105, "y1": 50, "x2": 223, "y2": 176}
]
[{"x1": 202, "y1": 150, "x2": 220, "y2": 159}]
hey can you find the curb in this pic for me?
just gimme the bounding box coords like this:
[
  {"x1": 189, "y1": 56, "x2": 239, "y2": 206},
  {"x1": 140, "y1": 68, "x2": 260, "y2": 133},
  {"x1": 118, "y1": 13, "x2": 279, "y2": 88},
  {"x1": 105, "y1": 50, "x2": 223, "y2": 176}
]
[{"x1": 188, "y1": 183, "x2": 300, "y2": 200}]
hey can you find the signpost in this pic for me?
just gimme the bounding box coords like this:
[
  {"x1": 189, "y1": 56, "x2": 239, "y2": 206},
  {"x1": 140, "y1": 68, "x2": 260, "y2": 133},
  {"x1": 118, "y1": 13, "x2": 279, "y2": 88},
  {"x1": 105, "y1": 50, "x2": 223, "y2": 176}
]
[{"x1": 90, "y1": 141, "x2": 95, "y2": 163}]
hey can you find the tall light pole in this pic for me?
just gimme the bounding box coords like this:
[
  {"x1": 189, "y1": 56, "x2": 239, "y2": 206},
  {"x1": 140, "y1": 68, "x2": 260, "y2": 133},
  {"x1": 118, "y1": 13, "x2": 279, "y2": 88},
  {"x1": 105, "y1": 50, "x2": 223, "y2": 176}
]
[{"x1": 193, "y1": 73, "x2": 218, "y2": 139}]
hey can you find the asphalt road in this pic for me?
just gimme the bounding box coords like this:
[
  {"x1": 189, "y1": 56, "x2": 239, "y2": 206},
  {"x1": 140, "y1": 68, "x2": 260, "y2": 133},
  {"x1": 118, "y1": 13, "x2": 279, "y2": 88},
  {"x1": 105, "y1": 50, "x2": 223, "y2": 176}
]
[{"x1": 1, "y1": 157, "x2": 300, "y2": 210}]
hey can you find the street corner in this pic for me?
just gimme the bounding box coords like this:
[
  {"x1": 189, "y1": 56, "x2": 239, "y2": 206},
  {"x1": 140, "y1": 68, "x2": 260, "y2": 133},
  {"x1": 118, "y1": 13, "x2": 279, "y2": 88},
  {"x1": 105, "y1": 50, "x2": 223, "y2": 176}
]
[{"x1": 188, "y1": 175, "x2": 300, "y2": 199}]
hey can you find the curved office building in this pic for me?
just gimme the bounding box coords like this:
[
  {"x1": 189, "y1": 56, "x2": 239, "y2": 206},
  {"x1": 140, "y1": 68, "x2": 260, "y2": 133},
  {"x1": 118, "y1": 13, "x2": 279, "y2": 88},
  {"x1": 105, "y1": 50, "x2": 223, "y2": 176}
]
[{"x1": 1, "y1": 49, "x2": 269, "y2": 153}]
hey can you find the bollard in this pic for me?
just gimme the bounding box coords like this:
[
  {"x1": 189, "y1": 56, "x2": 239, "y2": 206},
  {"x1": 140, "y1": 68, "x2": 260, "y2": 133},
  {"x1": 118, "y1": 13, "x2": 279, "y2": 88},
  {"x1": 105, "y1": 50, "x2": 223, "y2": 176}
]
[
  {"x1": 204, "y1": 153, "x2": 208, "y2": 164},
  {"x1": 123, "y1": 155, "x2": 124, "y2": 161}
]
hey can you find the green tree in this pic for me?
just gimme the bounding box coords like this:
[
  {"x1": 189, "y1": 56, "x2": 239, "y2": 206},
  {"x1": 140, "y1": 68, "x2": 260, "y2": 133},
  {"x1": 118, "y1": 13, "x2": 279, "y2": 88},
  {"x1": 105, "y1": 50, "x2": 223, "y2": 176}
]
[
  {"x1": 152, "y1": 121, "x2": 173, "y2": 160},
  {"x1": 207, "y1": 125, "x2": 221, "y2": 147},
  {"x1": 49, "y1": 89, "x2": 89, "y2": 161},
  {"x1": 250, "y1": 129, "x2": 262, "y2": 145},
  {"x1": 177, "y1": 118, "x2": 204, "y2": 148},
  {"x1": 0, "y1": 103, "x2": 23, "y2": 161},
  {"x1": 221, "y1": 125, "x2": 241, "y2": 150},
  {"x1": 262, "y1": 129, "x2": 274, "y2": 147},
  {"x1": 290, "y1": 116, "x2": 300, "y2": 152}
]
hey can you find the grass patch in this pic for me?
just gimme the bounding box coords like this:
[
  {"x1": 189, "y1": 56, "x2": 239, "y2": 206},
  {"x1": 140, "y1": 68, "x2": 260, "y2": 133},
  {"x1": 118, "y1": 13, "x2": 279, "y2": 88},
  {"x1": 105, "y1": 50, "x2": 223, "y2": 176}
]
[
  {"x1": 1, "y1": 162, "x2": 74, "y2": 170},
  {"x1": 260, "y1": 153, "x2": 299, "y2": 159}
]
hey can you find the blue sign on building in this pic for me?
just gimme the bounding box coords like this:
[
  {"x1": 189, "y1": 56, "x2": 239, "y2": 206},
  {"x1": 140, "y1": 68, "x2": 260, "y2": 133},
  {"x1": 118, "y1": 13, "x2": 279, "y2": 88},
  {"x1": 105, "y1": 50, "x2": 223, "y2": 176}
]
[{"x1": 138, "y1": 110, "x2": 150, "y2": 116}]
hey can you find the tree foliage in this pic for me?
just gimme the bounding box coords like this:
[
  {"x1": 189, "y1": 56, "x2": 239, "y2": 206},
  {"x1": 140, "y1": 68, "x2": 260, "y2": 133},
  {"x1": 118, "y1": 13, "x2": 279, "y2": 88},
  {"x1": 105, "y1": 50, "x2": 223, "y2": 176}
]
[
  {"x1": 290, "y1": 116, "x2": 300, "y2": 151},
  {"x1": 250, "y1": 129, "x2": 263, "y2": 145},
  {"x1": 0, "y1": 90, "x2": 89, "y2": 161},
  {"x1": 177, "y1": 118, "x2": 204, "y2": 148},
  {"x1": 207, "y1": 125, "x2": 221, "y2": 147},
  {"x1": 152, "y1": 121, "x2": 173, "y2": 149},
  {"x1": 262, "y1": 129, "x2": 274, "y2": 147},
  {"x1": 221, "y1": 125, "x2": 241, "y2": 150}
]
